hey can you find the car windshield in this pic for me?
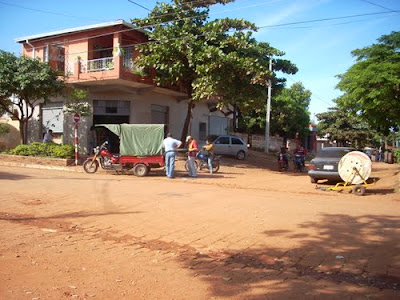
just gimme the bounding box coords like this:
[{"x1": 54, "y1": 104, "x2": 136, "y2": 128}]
[{"x1": 318, "y1": 149, "x2": 353, "y2": 158}]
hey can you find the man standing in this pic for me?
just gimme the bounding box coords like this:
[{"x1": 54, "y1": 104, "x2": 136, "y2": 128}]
[
  {"x1": 186, "y1": 135, "x2": 198, "y2": 178},
  {"x1": 162, "y1": 133, "x2": 182, "y2": 179}
]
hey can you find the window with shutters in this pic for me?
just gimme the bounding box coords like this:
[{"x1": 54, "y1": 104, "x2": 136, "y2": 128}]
[
  {"x1": 199, "y1": 122, "x2": 207, "y2": 140},
  {"x1": 151, "y1": 105, "x2": 169, "y2": 124},
  {"x1": 42, "y1": 102, "x2": 63, "y2": 133}
]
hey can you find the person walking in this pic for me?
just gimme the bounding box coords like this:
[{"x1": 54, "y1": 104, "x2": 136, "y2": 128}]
[
  {"x1": 186, "y1": 135, "x2": 198, "y2": 178},
  {"x1": 162, "y1": 133, "x2": 182, "y2": 179},
  {"x1": 202, "y1": 138, "x2": 215, "y2": 174}
]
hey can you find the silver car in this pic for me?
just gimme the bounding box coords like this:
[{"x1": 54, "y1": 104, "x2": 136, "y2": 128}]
[{"x1": 208, "y1": 135, "x2": 248, "y2": 160}]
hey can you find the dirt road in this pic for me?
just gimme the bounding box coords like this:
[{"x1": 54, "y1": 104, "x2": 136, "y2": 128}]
[{"x1": 0, "y1": 153, "x2": 399, "y2": 299}]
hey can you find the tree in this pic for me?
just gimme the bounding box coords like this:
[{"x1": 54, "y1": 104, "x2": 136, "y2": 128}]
[
  {"x1": 270, "y1": 82, "x2": 311, "y2": 141},
  {"x1": 336, "y1": 31, "x2": 400, "y2": 134},
  {"x1": 132, "y1": 0, "x2": 297, "y2": 141},
  {"x1": 0, "y1": 51, "x2": 65, "y2": 144},
  {"x1": 63, "y1": 88, "x2": 92, "y2": 117},
  {"x1": 316, "y1": 105, "x2": 379, "y2": 148}
]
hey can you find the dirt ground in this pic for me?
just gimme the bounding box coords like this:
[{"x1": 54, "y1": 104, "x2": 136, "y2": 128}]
[{"x1": 0, "y1": 151, "x2": 399, "y2": 299}]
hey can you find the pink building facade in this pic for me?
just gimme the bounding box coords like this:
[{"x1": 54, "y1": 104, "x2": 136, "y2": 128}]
[{"x1": 16, "y1": 20, "x2": 232, "y2": 153}]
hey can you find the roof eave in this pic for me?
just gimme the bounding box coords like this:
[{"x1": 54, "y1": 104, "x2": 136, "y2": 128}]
[{"x1": 15, "y1": 20, "x2": 145, "y2": 43}]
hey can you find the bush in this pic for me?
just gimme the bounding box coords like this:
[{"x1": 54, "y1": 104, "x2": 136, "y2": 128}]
[
  {"x1": 393, "y1": 148, "x2": 400, "y2": 164},
  {"x1": 9, "y1": 142, "x2": 74, "y2": 159},
  {"x1": 0, "y1": 123, "x2": 10, "y2": 135}
]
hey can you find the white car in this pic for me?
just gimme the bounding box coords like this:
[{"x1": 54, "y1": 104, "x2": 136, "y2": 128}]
[{"x1": 208, "y1": 135, "x2": 248, "y2": 160}]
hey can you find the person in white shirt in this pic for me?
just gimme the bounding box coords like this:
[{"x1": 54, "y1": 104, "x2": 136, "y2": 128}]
[
  {"x1": 162, "y1": 133, "x2": 182, "y2": 178},
  {"x1": 43, "y1": 129, "x2": 53, "y2": 143}
]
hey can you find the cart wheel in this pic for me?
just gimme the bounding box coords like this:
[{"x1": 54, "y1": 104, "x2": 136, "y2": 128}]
[
  {"x1": 133, "y1": 163, "x2": 149, "y2": 177},
  {"x1": 352, "y1": 185, "x2": 366, "y2": 196}
]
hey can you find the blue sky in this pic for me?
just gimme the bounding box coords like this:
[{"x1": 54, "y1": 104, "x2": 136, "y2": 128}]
[{"x1": 0, "y1": 0, "x2": 399, "y2": 120}]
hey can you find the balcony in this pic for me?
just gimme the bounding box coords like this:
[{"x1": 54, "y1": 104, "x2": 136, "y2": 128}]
[
  {"x1": 85, "y1": 57, "x2": 114, "y2": 72},
  {"x1": 68, "y1": 47, "x2": 150, "y2": 87}
]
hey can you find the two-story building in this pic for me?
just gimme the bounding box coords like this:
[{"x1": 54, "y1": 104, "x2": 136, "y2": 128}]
[{"x1": 15, "y1": 20, "x2": 232, "y2": 153}]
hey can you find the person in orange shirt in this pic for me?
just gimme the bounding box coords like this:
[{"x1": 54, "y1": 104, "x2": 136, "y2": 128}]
[{"x1": 186, "y1": 135, "x2": 198, "y2": 178}]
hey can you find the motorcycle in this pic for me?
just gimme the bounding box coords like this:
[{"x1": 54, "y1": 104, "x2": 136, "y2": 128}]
[
  {"x1": 83, "y1": 141, "x2": 121, "y2": 173},
  {"x1": 293, "y1": 154, "x2": 304, "y2": 173},
  {"x1": 185, "y1": 152, "x2": 221, "y2": 173},
  {"x1": 277, "y1": 153, "x2": 289, "y2": 171}
]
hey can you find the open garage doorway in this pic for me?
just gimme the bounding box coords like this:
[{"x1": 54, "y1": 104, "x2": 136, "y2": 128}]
[{"x1": 92, "y1": 100, "x2": 130, "y2": 154}]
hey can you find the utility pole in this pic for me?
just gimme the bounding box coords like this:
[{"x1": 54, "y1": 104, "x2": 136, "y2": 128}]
[{"x1": 265, "y1": 58, "x2": 272, "y2": 153}]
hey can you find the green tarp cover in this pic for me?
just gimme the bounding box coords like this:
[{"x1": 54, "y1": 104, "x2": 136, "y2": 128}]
[{"x1": 96, "y1": 124, "x2": 164, "y2": 156}]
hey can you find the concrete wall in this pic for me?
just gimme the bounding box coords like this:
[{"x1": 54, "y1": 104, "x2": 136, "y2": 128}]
[
  {"x1": 233, "y1": 132, "x2": 301, "y2": 152},
  {"x1": 0, "y1": 118, "x2": 20, "y2": 150}
]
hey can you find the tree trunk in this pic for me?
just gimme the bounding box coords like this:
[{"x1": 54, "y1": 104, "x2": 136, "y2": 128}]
[
  {"x1": 18, "y1": 120, "x2": 27, "y2": 144},
  {"x1": 180, "y1": 99, "x2": 194, "y2": 143}
]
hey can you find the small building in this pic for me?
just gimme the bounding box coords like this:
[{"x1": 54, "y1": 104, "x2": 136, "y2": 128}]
[{"x1": 15, "y1": 20, "x2": 232, "y2": 153}]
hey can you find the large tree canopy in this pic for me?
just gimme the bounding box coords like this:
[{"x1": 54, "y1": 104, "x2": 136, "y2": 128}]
[
  {"x1": 336, "y1": 31, "x2": 400, "y2": 134},
  {"x1": 316, "y1": 105, "x2": 379, "y2": 148},
  {"x1": 270, "y1": 82, "x2": 311, "y2": 140},
  {"x1": 132, "y1": 0, "x2": 297, "y2": 141},
  {"x1": 0, "y1": 51, "x2": 65, "y2": 144},
  {"x1": 238, "y1": 82, "x2": 310, "y2": 141}
]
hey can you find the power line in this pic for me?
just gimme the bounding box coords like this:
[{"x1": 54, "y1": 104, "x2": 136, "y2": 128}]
[
  {"x1": 0, "y1": 0, "x2": 108, "y2": 22},
  {"x1": 258, "y1": 10, "x2": 399, "y2": 28},
  {"x1": 15, "y1": 1, "x2": 399, "y2": 59},
  {"x1": 359, "y1": 0, "x2": 397, "y2": 12},
  {"x1": 266, "y1": 13, "x2": 397, "y2": 30},
  {"x1": 285, "y1": 76, "x2": 333, "y2": 107},
  {"x1": 127, "y1": 0, "x2": 151, "y2": 12},
  {"x1": 21, "y1": 4, "x2": 398, "y2": 57}
]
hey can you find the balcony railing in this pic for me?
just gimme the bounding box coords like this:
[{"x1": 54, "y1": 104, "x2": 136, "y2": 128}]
[
  {"x1": 82, "y1": 57, "x2": 114, "y2": 72},
  {"x1": 77, "y1": 53, "x2": 143, "y2": 74}
]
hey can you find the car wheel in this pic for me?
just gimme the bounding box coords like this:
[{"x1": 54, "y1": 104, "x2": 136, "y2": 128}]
[
  {"x1": 236, "y1": 150, "x2": 246, "y2": 160},
  {"x1": 310, "y1": 177, "x2": 317, "y2": 184}
]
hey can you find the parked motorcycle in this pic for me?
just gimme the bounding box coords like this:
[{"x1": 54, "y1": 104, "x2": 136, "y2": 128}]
[
  {"x1": 185, "y1": 152, "x2": 221, "y2": 173},
  {"x1": 83, "y1": 141, "x2": 121, "y2": 173},
  {"x1": 293, "y1": 154, "x2": 305, "y2": 173},
  {"x1": 277, "y1": 153, "x2": 289, "y2": 171}
]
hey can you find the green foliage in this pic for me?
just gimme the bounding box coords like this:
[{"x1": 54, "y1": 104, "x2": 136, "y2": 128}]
[
  {"x1": 393, "y1": 148, "x2": 400, "y2": 164},
  {"x1": 270, "y1": 82, "x2": 310, "y2": 139},
  {"x1": 63, "y1": 88, "x2": 92, "y2": 116},
  {"x1": 0, "y1": 51, "x2": 65, "y2": 144},
  {"x1": 131, "y1": 0, "x2": 297, "y2": 140},
  {"x1": 336, "y1": 31, "x2": 400, "y2": 134},
  {"x1": 316, "y1": 105, "x2": 379, "y2": 148},
  {"x1": 0, "y1": 123, "x2": 10, "y2": 135},
  {"x1": 238, "y1": 82, "x2": 311, "y2": 139},
  {"x1": 10, "y1": 142, "x2": 74, "y2": 158}
]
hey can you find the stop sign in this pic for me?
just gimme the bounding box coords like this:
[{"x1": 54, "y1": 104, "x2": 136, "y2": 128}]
[{"x1": 73, "y1": 113, "x2": 81, "y2": 123}]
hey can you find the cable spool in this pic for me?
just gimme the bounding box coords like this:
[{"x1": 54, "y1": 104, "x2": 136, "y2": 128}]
[{"x1": 338, "y1": 151, "x2": 372, "y2": 184}]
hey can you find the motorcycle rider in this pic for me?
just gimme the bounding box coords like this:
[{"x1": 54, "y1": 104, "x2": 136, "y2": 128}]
[
  {"x1": 202, "y1": 139, "x2": 215, "y2": 174},
  {"x1": 277, "y1": 146, "x2": 289, "y2": 168},
  {"x1": 293, "y1": 143, "x2": 307, "y2": 167}
]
